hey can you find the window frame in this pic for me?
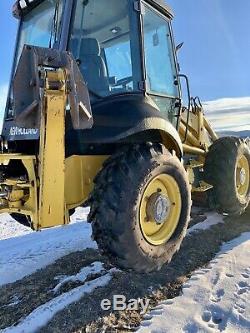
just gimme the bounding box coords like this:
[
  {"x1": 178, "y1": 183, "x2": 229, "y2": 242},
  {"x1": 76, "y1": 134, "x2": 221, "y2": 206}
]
[
  {"x1": 4, "y1": 0, "x2": 67, "y2": 120},
  {"x1": 140, "y1": 0, "x2": 181, "y2": 100},
  {"x1": 66, "y1": 0, "x2": 144, "y2": 100}
]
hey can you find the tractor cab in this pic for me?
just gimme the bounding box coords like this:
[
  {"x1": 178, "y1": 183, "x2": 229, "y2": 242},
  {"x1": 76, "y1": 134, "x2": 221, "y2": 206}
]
[
  {"x1": 68, "y1": 0, "x2": 179, "y2": 102},
  {"x1": 3, "y1": 0, "x2": 181, "y2": 147}
]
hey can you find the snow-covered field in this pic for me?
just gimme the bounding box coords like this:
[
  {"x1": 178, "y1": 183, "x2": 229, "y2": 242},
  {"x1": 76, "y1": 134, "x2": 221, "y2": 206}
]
[
  {"x1": 204, "y1": 97, "x2": 250, "y2": 133},
  {"x1": 139, "y1": 232, "x2": 250, "y2": 333},
  {"x1": 0, "y1": 208, "x2": 97, "y2": 286},
  {"x1": 2, "y1": 264, "x2": 116, "y2": 333},
  {"x1": 187, "y1": 211, "x2": 224, "y2": 235},
  {"x1": 0, "y1": 208, "x2": 249, "y2": 332},
  {"x1": 0, "y1": 209, "x2": 224, "y2": 287}
]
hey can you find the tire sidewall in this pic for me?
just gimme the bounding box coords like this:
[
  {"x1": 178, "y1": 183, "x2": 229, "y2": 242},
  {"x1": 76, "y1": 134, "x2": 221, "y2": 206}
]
[
  {"x1": 120, "y1": 154, "x2": 191, "y2": 265},
  {"x1": 204, "y1": 137, "x2": 250, "y2": 215}
]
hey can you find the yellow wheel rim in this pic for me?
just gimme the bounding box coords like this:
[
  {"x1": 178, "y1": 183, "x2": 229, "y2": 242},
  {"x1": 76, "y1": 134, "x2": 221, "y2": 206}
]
[
  {"x1": 236, "y1": 155, "x2": 250, "y2": 197},
  {"x1": 139, "y1": 174, "x2": 182, "y2": 246}
]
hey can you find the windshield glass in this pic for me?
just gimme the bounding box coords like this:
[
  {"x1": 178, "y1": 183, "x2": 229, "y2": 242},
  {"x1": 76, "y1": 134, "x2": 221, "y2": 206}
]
[
  {"x1": 69, "y1": 0, "x2": 141, "y2": 98},
  {"x1": 6, "y1": 0, "x2": 63, "y2": 118},
  {"x1": 17, "y1": 0, "x2": 63, "y2": 61}
]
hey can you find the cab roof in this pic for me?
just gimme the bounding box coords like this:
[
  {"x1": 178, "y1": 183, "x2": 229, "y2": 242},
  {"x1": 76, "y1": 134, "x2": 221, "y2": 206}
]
[
  {"x1": 149, "y1": 0, "x2": 173, "y2": 18},
  {"x1": 13, "y1": 0, "x2": 173, "y2": 19}
]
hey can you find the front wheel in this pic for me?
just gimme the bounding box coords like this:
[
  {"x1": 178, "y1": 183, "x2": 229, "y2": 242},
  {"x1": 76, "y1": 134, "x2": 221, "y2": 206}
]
[{"x1": 88, "y1": 143, "x2": 191, "y2": 272}]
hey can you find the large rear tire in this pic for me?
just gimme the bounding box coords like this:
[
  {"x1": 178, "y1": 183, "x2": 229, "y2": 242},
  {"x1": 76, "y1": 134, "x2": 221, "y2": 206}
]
[
  {"x1": 88, "y1": 143, "x2": 191, "y2": 272},
  {"x1": 204, "y1": 137, "x2": 250, "y2": 215}
]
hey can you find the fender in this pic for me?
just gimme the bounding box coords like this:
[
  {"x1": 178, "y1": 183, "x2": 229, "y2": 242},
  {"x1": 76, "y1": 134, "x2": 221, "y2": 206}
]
[{"x1": 66, "y1": 94, "x2": 183, "y2": 158}]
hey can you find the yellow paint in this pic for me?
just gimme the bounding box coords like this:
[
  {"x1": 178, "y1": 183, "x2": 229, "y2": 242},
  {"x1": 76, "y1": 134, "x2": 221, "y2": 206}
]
[
  {"x1": 139, "y1": 174, "x2": 182, "y2": 246},
  {"x1": 21, "y1": 158, "x2": 39, "y2": 228},
  {"x1": 178, "y1": 105, "x2": 219, "y2": 193},
  {"x1": 8, "y1": 189, "x2": 25, "y2": 202},
  {"x1": 0, "y1": 153, "x2": 108, "y2": 229},
  {"x1": 0, "y1": 69, "x2": 107, "y2": 229},
  {"x1": 179, "y1": 106, "x2": 218, "y2": 153},
  {"x1": 38, "y1": 69, "x2": 67, "y2": 229},
  {"x1": 0, "y1": 66, "x2": 221, "y2": 231},
  {"x1": 182, "y1": 144, "x2": 206, "y2": 156},
  {"x1": 65, "y1": 155, "x2": 108, "y2": 209},
  {"x1": 0, "y1": 154, "x2": 39, "y2": 227},
  {"x1": 236, "y1": 155, "x2": 250, "y2": 198},
  {"x1": 192, "y1": 181, "x2": 213, "y2": 193}
]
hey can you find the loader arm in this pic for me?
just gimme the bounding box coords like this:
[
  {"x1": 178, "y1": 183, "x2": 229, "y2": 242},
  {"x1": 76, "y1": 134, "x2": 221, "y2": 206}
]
[
  {"x1": 38, "y1": 69, "x2": 67, "y2": 228},
  {"x1": 178, "y1": 98, "x2": 219, "y2": 194},
  {"x1": 0, "y1": 46, "x2": 93, "y2": 230},
  {"x1": 179, "y1": 99, "x2": 218, "y2": 156}
]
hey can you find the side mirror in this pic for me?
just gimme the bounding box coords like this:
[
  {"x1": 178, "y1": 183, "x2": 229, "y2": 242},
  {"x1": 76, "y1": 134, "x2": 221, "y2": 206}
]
[{"x1": 176, "y1": 42, "x2": 184, "y2": 53}]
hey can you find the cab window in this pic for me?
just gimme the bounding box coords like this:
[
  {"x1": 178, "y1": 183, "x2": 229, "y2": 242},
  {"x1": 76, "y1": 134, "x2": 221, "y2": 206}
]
[{"x1": 142, "y1": 4, "x2": 178, "y2": 97}]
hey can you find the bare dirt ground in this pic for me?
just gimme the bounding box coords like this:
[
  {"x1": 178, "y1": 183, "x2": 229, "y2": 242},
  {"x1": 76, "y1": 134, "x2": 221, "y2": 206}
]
[{"x1": 0, "y1": 207, "x2": 249, "y2": 333}]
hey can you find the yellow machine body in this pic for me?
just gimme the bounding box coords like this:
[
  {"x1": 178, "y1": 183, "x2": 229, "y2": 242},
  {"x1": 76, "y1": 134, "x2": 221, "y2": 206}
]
[
  {"x1": 0, "y1": 55, "x2": 218, "y2": 231},
  {"x1": 0, "y1": 67, "x2": 218, "y2": 230},
  {"x1": 0, "y1": 68, "x2": 108, "y2": 230},
  {"x1": 0, "y1": 155, "x2": 108, "y2": 230},
  {"x1": 179, "y1": 106, "x2": 218, "y2": 156}
]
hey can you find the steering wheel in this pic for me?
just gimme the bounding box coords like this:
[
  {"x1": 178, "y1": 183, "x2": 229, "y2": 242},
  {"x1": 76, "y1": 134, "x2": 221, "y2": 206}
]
[{"x1": 115, "y1": 76, "x2": 133, "y2": 88}]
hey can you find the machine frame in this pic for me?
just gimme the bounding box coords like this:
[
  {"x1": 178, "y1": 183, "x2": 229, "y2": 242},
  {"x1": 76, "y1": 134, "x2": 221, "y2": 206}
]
[{"x1": 0, "y1": 0, "x2": 216, "y2": 230}]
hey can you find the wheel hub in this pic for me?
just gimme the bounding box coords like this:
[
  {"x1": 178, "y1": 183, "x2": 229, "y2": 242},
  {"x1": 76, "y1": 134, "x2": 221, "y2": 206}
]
[
  {"x1": 139, "y1": 174, "x2": 182, "y2": 246},
  {"x1": 146, "y1": 193, "x2": 171, "y2": 224},
  {"x1": 239, "y1": 168, "x2": 246, "y2": 186}
]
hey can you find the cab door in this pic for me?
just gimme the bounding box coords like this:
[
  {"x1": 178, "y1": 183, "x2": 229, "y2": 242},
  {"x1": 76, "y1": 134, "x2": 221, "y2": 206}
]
[{"x1": 141, "y1": 2, "x2": 180, "y2": 126}]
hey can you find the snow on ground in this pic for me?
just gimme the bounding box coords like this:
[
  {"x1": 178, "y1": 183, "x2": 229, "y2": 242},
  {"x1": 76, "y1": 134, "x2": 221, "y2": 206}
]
[
  {"x1": 0, "y1": 214, "x2": 32, "y2": 240},
  {"x1": 139, "y1": 233, "x2": 250, "y2": 333},
  {"x1": 1, "y1": 206, "x2": 248, "y2": 332},
  {"x1": 2, "y1": 266, "x2": 116, "y2": 333},
  {"x1": 53, "y1": 261, "x2": 105, "y2": 294},
  {"x1": 0, "y1": 209, "x2": 225, "y2": 287},
  {"x1": 187, "y1": 212, "x2": 224, "y2": 235},
  {"x1": 0, "y1": 208, "x2": 97, "y2": 286}
]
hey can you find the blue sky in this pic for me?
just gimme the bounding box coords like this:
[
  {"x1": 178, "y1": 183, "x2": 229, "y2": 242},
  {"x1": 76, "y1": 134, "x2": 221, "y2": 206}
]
[
  {"x1": 0, "y1": 0, "x2": 250, "y2": 107},
  {"x1": 0, "y1": 1, "x2": 17, "y2": 89},
  {"x1": 168, "y1": 0, "x2": 250, "y2": 100}
]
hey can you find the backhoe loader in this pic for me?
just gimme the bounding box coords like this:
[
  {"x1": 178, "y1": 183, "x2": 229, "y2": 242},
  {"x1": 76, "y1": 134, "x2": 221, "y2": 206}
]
[{"x1": 0, "y1": 0, "x2": 249, "y2": 272}]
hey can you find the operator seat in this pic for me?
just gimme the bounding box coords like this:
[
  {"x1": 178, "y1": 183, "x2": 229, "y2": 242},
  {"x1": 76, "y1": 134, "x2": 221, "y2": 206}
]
[{"x1": 80, "y1": 38, "x2": 110, "y2": 95}]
